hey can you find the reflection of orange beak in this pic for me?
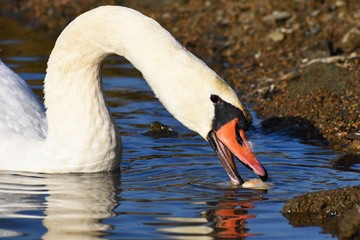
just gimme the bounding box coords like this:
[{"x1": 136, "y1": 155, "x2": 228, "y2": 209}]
[
  {"x1": 208, "y1": 118, "x2": 268, "y2": 185},
  {"x1": 214, "y1": 200, "x2": 255, "y2": 238}
]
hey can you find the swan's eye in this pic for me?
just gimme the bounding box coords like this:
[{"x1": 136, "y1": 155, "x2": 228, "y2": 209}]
[{"x1": 210, "y1": 94, "x2": 220, "y2": 103}]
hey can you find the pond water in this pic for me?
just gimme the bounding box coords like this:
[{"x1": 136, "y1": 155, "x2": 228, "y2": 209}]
[{"x1": 0, "y1": 17, "x2": 359, "y2": 239}]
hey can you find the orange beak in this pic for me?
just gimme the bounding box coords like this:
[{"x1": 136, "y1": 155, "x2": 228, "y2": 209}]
[{"x1": 208, "y1": 118, "x2": 268, "y2": 185}]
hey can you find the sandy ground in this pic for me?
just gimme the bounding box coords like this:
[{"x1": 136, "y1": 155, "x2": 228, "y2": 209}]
[{"x1": 0, "y1": 0, "x2": 359, "y2": 238}]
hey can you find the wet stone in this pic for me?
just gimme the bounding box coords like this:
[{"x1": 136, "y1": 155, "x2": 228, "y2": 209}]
[
  {"x1": 282, "y1": 186, "x2": 360, "y2": 238},
  {"x1": 331, "y1": 153, "x2": 360, "y2": 170},
  {"x1": 282, "y1": 186, "x2": 360, "y2": 215},
  {"x1": 143, "y1": 121, "x2": 178, "y2": 138}
]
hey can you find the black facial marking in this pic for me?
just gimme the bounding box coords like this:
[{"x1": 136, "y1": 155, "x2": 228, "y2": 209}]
[{"x1": 210, "y1": 95, "x2": 250, "y2": 132}]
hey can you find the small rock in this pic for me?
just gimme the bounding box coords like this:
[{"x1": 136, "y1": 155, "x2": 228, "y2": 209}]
[
  {"x1": 268, "y1": 30, "x2": 285, "y2": 42},
  {"x1": 347, "y1": 140, "x2": 360, "y2": 154},
  {"x1": 254, "y1": 51, "x2": 262, "y2": 59},
  {"x1": 143, "y1": 121, "x2": 178, "y2": 138},
  {"x1": 263, "y1": 11, "x2": 292, "y2": 22},
  {"x1": 341, "y1": 27, "x2": 360, "y2": 53},
  {"x1": 335, "y1": 0, "x2": 346, "y2": 8},
  {"x1": 310, "y1": 10, "x2": 320, "y2": 17},
  {"x1": 331, "y1": 153, "x2": 360, "y2": 169},
  {"x1": 345, "y1": 132, "x2": 360, "y2": 140},
  {"x1": 301, "y1": 58, "x2": 309, "y2": 64},
  {"x1": 161, "y1": 12, "x2": 171, "y2": 19}
]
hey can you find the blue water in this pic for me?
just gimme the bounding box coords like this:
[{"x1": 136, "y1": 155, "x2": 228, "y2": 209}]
[{"x1": 0, "y1": 19, "x2": 359, "y2": 239}]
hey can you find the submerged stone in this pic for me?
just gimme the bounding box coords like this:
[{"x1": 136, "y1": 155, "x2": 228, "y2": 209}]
[{"x1": 143, "y1": 121, "x2": 178, "y2": 138}]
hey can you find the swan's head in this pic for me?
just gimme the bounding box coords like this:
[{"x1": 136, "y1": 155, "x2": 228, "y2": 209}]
[{"x1": 203, "y1": 94, "x2": 268, "y2": 185}]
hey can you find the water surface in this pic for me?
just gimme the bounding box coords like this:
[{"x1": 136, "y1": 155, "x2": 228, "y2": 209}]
[{"x1": 0, "y1": 17, "x2": 359, "y2": 239}]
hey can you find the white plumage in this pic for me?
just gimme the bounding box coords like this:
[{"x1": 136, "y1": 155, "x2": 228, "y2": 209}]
[
  {"x1": 0, "y1": 6, "x2": 247, "y2": 173},
  {"x1": 0, "y1": 61, "x2": 47, "y2": 138}
]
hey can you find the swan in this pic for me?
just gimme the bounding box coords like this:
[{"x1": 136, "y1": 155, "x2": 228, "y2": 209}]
[{"x1": 0, "y1": 6, "x2": 267, "y2": 185}]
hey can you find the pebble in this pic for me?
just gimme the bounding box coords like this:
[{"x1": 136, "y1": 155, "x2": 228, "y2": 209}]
[
  {"x1": 347, "y1": 140, "x2": 360, "y2": 154},
  {"x1": 341, "y1": 27, "x2": 360, "y2": 53},
  {"x1": 335, "y1": 0, "x2": 346, "y2": 8},
  {"x1": 268, "y1": 30, "x2": 285, "y2": 42},
  {"x1": 143, "y1": 121, "x2": 178, "y2": 138},
  {"x1": 345, "y1": 132, "x2": 360, "y2": 140},
  {"x1": 263, "y1": 11, "x2": 292, "y2": 21}
]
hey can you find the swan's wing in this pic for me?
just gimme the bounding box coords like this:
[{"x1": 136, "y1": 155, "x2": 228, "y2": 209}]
[{"x1": 0, "y1": 59, "x2": 47, "y2": 138}]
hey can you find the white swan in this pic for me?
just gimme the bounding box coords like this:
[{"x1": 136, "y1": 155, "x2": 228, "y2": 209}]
[{"x1": 0, "y1": 6, "x2": 267, "y2": 185}]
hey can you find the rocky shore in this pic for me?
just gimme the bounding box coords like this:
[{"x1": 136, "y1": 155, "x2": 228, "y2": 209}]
[{"x1": 1, "y1": 0, "x2": 359, "y2": 238}]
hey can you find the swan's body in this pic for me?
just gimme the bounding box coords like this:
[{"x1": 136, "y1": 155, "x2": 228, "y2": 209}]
[{"x1": 0, "y1": 6, "x2": 267, "y2": 184}]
